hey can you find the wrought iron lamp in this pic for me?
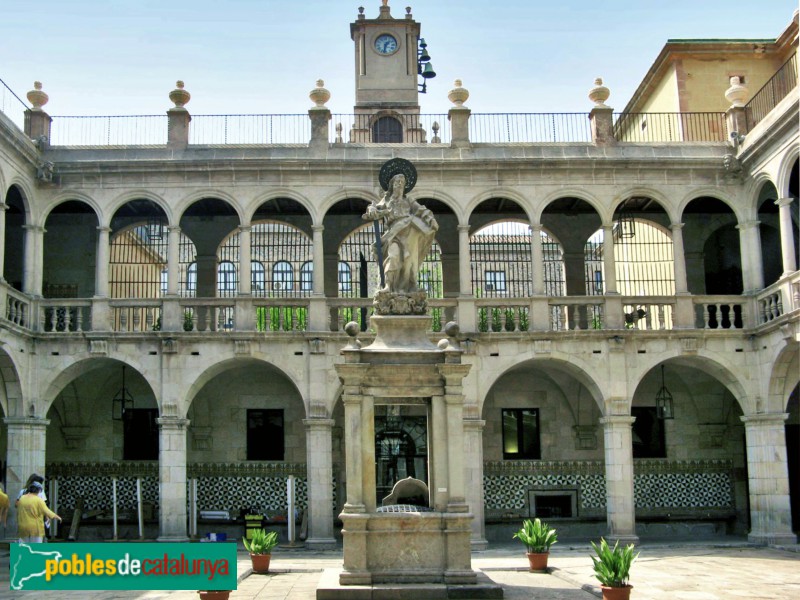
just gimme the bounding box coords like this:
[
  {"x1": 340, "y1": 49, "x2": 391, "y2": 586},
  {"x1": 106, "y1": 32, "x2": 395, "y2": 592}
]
[
  {"x1": 112, "y1": 365, "x2": 135, "y2": 421},
  {"x1": 417, "y1": 38, "x2": 436, "y2": 93},
  {"x1": 615, "y1": 199, "x2": 636, "y2": 239},
  {"x1": 655, "y1": 364, "x2": 674, "y2": 420}
]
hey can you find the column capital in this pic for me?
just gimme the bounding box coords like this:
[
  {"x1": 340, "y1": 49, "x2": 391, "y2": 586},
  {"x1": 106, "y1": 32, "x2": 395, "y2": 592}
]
[
  {"x1": 599, "y1": 415, "x2": 636, "y2": 426},
  {"x1": 602, "y1": 223, "x2": 615, "y2": 231},
  {"x1": 303, "y1": 418, "x2": 336, "y2": 430},
  {"x1": 530, "y1": 222, "x2": 543, "y2": 232},
  {"x1": 457, "y1": 223, "x2": 471, "y2": 233},
  {"x1": 0, "y1": 202, "x2": 8, "y2": 211},
  {"x1": 670, "y1": 222, "x2": 685, "y2": 231},
  {"x1": 4, "y1": 416, "x2": 51, "y2": 429},
  {"x1": 312, "y1": 224, "x2": 325, "y2": 233},
  {"x1": 96, "y1": 225, "x2": 112, "y2": 234},
  {"x1": 22, "y1": 224, "x2": 45, "y2": 233},
  {"x1": 156, "y1": 417, "x2": 191, "y2": 430},
  {"x1": 740, "y1": 412, "x2": 789, "y2": 425},
  {"x1": 776, "y1": 197, "x2": 794, "y2": 208},
  {"x1": 168, "y1": 224, "x2": 182, "y2": 233},
  {"x1": 736, "y1": 220, "x2": 760, "y2": 231},
  {"x1": 238, "y1": 224, "x2": 252, "y2": 233}
]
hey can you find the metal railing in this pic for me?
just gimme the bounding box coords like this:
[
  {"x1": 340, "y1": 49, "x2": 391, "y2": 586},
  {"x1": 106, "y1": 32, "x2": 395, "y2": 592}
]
[
  {"x1": 49, "y1": 115, "x2": 168, "y2": 146},
  {"x1": 0, "y1": 77, "x2": 28, "y2": 132},
  {"x1": 329, "y1": 113, "x2": 448, "y2": 144},
  {"x1": 189, "y1": 114, "x2": 310, "y2": 144},
  {"x1": 745, "y1": 53, "x2": 798, "y2": 130},
  {"x1": 613, "y1": 112, "x2": 727, "y2": 142},
  {"x1": 40, "y1": 110, "x2": 739, "y2": 146},
  {"x1": 470, "y1": 113, "x2": 592, "y2": 143}
]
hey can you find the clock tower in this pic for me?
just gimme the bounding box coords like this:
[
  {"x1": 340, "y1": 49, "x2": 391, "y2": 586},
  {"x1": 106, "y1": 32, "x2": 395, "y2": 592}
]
[{"x1": 349, "y1": 1, "x2": 434, "y2": 142}]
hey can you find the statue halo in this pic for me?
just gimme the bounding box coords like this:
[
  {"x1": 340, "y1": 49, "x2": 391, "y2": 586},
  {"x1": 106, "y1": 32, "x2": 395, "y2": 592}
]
[{"x1": 379, "y1": 158, "x2": 417, "y2": 193}]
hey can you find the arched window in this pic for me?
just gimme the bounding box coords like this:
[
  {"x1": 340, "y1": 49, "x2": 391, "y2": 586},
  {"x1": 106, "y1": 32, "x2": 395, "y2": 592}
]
[
  {"x1": 272, "y1": 261, "x2": 293, "y2": 291},
  {"x1": 373, "y1": 116, "x2": 403, "y2": 143},
  {"x1": 185, "y1": 262, "x2": 197, "y2": 296},
  {"x1": 338, "y1": 261, "x2": 352, "y2": 293},
  {"x1": 251, "y1": 261, "x2": 266, "y2": 292},
  {"x1": 300, "y1": 261, "x2": 313, "y2": 292},
  {"x1": 218, "y1": 261, "x2": 237, "y2": 296},
  {"x1": 469, "y1": 221, "x2": 532, "y2": 297}
]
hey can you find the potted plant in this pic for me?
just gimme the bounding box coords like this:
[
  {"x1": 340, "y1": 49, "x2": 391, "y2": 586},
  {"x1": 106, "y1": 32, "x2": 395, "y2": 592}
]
[
  {"x1": 197, "y1": 592, "x2": 230, "y2": 600},
  {"x1": 243, "y1": 528, "x2": 279, "y2": 573},
  {"x1": 512, "y1": 517, "x2": 557, "y2": 572},
  {"x1": 590, "y1": 538, "x2": 639, "y2": 600}
]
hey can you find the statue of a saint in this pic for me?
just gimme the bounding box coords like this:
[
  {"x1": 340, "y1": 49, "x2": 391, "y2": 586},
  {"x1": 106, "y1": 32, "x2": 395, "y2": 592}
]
[
  {"x1": 364, "y1": 173, "x2": 438, "y2": 294},
  {"x1": 363, "y1": 160, "x2": 438, "y2": 315}
]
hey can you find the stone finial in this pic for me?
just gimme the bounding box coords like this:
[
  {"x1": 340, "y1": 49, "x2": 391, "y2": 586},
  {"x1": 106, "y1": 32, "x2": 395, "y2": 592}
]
[
  {"x1": 169, "y1": 80, "x2": 191, "y2": 109},
  {"x1": 448, "y1": 79, "x2": 469, "y2": 107},
  {"x1": 725, "y1": 76, "x2": 749, "y2": 108},
  {"x1": 309, "y1": 79, "x2": 331, "y2": 107},
  {"x1": 589, "y1": 77, "x2": 610, "y2": 107},
  {"x1": 358, "y1": 6, "x2": 365, "y2": 18},
  {"x1": 406, "y1": 6, "x2": 412, "y2": 18},
  {"x1": 431, "y1": 121, "x2": 441, "y2": 144},
  {"x1": 27, "y1": 81, "x2": 49, "y2": 110}
]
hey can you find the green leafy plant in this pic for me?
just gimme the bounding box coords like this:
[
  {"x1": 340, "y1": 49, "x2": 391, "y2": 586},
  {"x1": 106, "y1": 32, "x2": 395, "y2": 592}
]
[
  {"x1": 512, "y1": 518, "x2": 558, "y2": 553},
  {"x1": 243, "y1": 528, "x2": 279, "y2": 555},
  {"x1": 590, "y1": 538, "x2": 638, "y2": 588}
]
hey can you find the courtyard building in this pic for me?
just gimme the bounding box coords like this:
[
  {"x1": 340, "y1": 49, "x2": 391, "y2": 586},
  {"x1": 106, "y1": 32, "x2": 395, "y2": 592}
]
[{"x1": 0, "y1": 3, "x2": 798, "y2": 550}]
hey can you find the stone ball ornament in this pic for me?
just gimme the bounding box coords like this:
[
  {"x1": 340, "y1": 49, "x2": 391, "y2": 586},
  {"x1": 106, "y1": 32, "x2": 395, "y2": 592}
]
[
  {"x1": 344, "y1": 321, "x2": 360, "y2": 338},
  {"x1": 444, "y1": 321, "x2": 460, "y2": 337},
  {"x1": 379, "y1": 158, "x2": 417, "y2": 193}
]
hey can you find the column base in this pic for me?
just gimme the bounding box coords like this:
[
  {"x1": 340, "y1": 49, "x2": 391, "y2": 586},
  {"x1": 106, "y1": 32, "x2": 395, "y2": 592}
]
[
  {"x1": 748, "y1": 532, "x2": 797, "y2": 546},
  {"x1": 305, "y1": 537, "x2": 338, "y2": 550},
  {"x1": 157, "y1": 535, "x2": 191, "y2": 542},
  {"x1": 605, "y1": 533, "x2": 640, "y2": 546},
  {"x1": 470, "y1": 538, "x2": 489, "y2": 551}
]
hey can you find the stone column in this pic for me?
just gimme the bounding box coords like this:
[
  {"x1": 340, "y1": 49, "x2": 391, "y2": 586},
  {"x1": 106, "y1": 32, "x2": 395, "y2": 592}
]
[
  {"x1": 463, "y1": 413, "x2": 488, "y2": 548},
  {"x1": 3, "y1": 416, "x2": 50, "y2": 540},
  {"x1": 337, "y1": 363, "x2": 369, "y2": 514},
  {"x1": 600, "y1": 415, "x2": 638, "y2": 544},
  {"x1": 308, "y1": 224, "x2": 329, "y2": 331},
  {"x1": 22, "y1": 224, "x2": 44, "y2": 296},
  {"x1": 602, "y1": 224, "x2": 618, "y2": 294},
  {"x1": 238, "y1": 225, "x2": 252, "y2": 296},
  {"x1": 429, "y1": 394, "x2": 449, "y2": 512},
  {"x1": 303, "y1": 417, "x2": 337, "y2": 549},
  {"x1": 94, "y1": 226, "x2": 111, "y2": 297},
  {"x1": 156, "y1": 416, "x2": 190, "y2": 541},
  {"x1": 670, "y1": 222, "x2": 688, "y2": 294},
  {"x1": 166, "y1": 226, "x2": 181, "y2": 296},
  {"x1": 530, "y1": 223, "x2": 545, "y2": 296},
  {"x1": 0, "y1": 202, "x2": 7, "y2": 281},
  {"x1": 776, "y1": 198, "x2": 797, "y2": 276},
  {"x1": 741, "y1": 413, "x2": 797, "y2": 545},
  {"x1": 456, "y1": 224, "x2": 477, "y2": 331},
  {"x1": 361, "y1": 395, "x2": 376, "y2": 513},
  {"x1": 737, "y1": 220, "x2": 764, "y2": 293}
]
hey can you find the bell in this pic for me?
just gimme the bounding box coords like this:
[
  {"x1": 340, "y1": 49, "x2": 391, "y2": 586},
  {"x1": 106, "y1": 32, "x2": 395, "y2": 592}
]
[
  {"x1": 418, "y1": 48, "x2": 430, "y2": 62},
  {"x1": 421, "y1": 62, "x2": 436, "y2": 79}
]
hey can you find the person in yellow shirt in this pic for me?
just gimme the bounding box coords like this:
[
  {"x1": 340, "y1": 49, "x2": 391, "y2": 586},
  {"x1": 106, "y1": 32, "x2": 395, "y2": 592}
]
[
  {"x1": 0, "y1": 484, "x2": 9, "y2": 526},
  {"x1": 16, "y1": 481, "x2": 61, "y2": 543}
]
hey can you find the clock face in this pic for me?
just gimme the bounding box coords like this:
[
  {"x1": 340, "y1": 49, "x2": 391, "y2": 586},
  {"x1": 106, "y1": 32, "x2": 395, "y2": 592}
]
[{"x1": 374, "y1": 33, "x2": 398, "y2": 55}]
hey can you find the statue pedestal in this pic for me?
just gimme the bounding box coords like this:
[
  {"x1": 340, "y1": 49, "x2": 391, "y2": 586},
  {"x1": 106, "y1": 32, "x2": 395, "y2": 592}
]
[
  {"x1": 339, "y1": 512, "x2": 475, "y2": 585},
  {"x1": 328, "y1": 314, "x2": 503, "y2": 598}
]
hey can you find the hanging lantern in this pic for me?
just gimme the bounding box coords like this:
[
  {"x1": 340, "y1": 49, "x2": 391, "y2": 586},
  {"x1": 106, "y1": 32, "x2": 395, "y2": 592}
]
[{"x1": 655, "y1": 364, "x2": 674, "y2": 420}]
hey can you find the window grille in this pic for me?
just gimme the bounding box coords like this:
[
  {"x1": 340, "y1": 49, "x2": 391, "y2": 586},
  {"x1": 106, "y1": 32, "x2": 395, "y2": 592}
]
[
  {"x1": 338, "y1": 262, "x2": 352, "y2": 293},
  {"x1": 109, "y1": 222, "x2": 196, "y2": 329},
  {"x1": 485, "y1": 270, "x2": 507, "y2": 292},
  {"x1": 470, "y1": 221, "x2": 532, "y2": 298},
  {"x1": 584, "y1": 232, "x2": 604, "y2": 296},
  {"x1": 372, "y1": 116, "x2": 403, "y2": 142},
  {"x1": 217, "y1": 261, "x2": 238, "y2": 297},
  {"x1": 300, "y1": 261, "x2": 313, "y2": 292},
  {"x1": 614, "y1": 220, "x2": 674, "y2": 296},
  {"x1": 541, "y1": 229, "x2": 566, "y2": 296},
  {"x1": 217, "y1": 221, "x2": 313, "y2": 298},
  {"x1": 251, "y1": 261, "x2": 266, "y2": 292}
]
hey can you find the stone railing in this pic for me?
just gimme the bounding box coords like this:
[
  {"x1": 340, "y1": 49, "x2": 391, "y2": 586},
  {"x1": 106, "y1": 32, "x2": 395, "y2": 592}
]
[{"x1": 7, "y1": 287, "x2": 798, "y2": 336}]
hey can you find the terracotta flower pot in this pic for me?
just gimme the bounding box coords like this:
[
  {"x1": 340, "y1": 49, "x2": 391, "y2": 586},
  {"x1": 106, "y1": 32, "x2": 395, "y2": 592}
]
[
  {"x1": 197, "y1": 591, "x2": 230, "y2": 600},
  {"x1": 250, "y1": 552, "x2": 272, "y2": 573},
  {"x1": 526, "y1": 551, "x2": 549, "y2": 572},
  {"x1": 600, "y1": 585, "x2": 632, "y2": 600}
]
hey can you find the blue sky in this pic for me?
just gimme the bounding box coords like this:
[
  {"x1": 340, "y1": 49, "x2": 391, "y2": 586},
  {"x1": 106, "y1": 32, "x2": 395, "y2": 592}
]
[{"x1": 1, "y1": 0, "x2": 795, "y2": 117}]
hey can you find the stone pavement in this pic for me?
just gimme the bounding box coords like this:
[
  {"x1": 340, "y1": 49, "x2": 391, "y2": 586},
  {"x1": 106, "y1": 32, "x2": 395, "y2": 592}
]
[{"x1": 0, "y1": 539, "x2": 798, "y2": 599}]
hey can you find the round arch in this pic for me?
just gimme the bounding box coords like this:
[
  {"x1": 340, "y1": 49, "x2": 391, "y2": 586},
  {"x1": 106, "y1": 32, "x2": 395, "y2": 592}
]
[
  {"x1": 0, "y1": 346, "x2": 24, "y2": 417},
  {"x1": 107, "y1": 191, "x2": 173, "y2": 227},
  {"x1": 247, "y1": 189, "x2": 316, "y2": 224},
  {"x1": 174, "y1": 190, "x2": 245, "y2": 225},
  {"x1": 466, "y1": 189, "x2": 533, "y2": 224},
  {"x1": 41, "y1": 192, "x2": 102, "y2": 227}
]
